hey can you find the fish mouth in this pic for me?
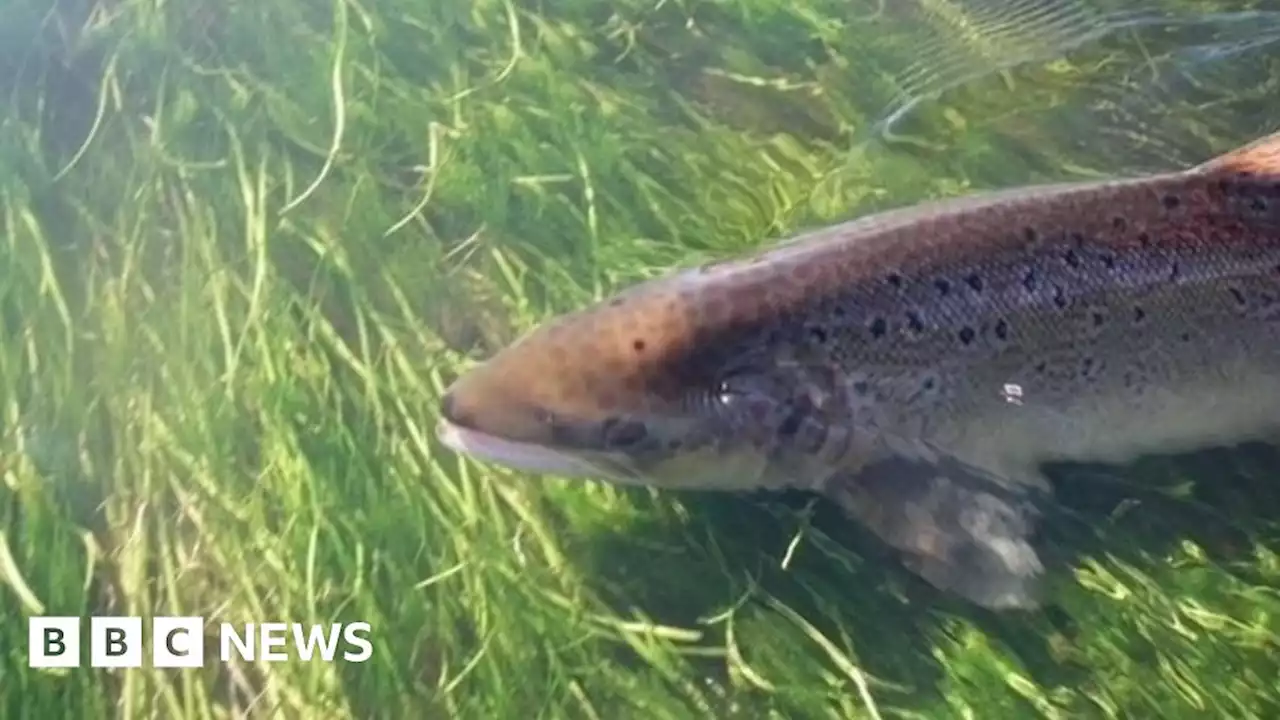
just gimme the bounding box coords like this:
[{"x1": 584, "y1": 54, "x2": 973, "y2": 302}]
[{"x1": 435, "y1": 417, "x2": 616, "y2": 478}]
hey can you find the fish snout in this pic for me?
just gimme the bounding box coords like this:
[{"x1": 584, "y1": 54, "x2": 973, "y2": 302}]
[
  {"x1": 438, "y1": 375, "x2": 518, "y2": 436},
  {"x1": 437, "y1": 366, "x2": 565, "y2": 447},
  {"x1": 438, "y1": 383, "x2": 494, "y2": 434}
]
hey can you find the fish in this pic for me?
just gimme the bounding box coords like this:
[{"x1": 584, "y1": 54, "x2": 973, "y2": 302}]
[{"x1": 436, "y1": 130, "x2": 1280, "y2": 610}]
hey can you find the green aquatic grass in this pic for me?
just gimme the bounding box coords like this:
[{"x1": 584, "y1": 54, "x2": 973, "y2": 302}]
[{"x1": 2, "y1": 0, "x2": 1279, "y2": 717}]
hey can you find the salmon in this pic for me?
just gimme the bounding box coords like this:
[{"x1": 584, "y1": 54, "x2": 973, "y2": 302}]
[{"x1": 436, "y1": 131, "x2": 1280, "y2": 609}]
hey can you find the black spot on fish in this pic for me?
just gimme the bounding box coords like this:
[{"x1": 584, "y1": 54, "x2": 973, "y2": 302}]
[
  {"x1": 1091, "y1": 311, "x2": 1105, "y2": 327},
  {"x1": 994, "y1": 319, "x2": 1009, "y2": 341},
  {"x1": 906, "y1": 311, "x2": 926, "y2": 334},
  {"x1": 958, "y1": 327, "x2": 976, "y2": 345},
  {"x1": 888, "y1": 273, "x2": 904, "y2": 289},
  {"x1": 1023, "y1": 227, "x2": 1038, "y2": 243},
  {"x1": 1230, "y1": 287, "x2": 1247, "y2": 307},
  {"x1": 966, "y1": 274, "x2": 984, "y2": 292},
  {"x1": 1250, "y1": 196, "x2": 1269, "y2": 213},
  {"x1": 809, "y1": 326, "x2": 829, "y2": 344},
  {"x1": 1064, "y1": 249, "x2": 1081, "y2": 269},
  {"x1": 632, "y1": 339, "x2": 646, "y2": 352},
  {"x1": 1180, "y1": 331, "x2": 1192, "y2": 342},
  {"x1": 1034, "y1": 361, "x2": 1047, "y2": 374},
  {"x1": 1022, "y1": 269, "x2": 1038, "y2": 292},
  {"x1": 1137, "y1": 232, "x2": 1152, "y2": 248},
  {"x1": 1169, "y1": 262, "x2": 1181, "y2": 281},
  {"x1": 869, "y1": 317, "x2": 888, "y2": 339},
  {"x1": 1112, "y1": 216, "x2": 1128, "y2": 232},
  {"x1": 852, "y1": 380, "x2": 871, "y2": 396},
  {"x1": 1133, "y1": 306, "x2": 1146, "y2": 324},
  {"x1": 1052, "y1": 285, "x2": 1068, "y2": 309},
  {"x1": 1070, "y1": 231, "x2": 1086, "y2": 247},
  {"x1": 1161, "y1": 193, "x2": 1181, "y2": 209},
  {"x1": 1099, "y1": 252, "x2": 1117, "y2": 270},
  {"x1": 934, "y1": 278, "x2": 952, "y2": 296}
]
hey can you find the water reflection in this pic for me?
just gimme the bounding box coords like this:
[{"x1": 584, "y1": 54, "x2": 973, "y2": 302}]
[{"x1": 863, "y1": 1, "x2": 1280, "y2": 139}]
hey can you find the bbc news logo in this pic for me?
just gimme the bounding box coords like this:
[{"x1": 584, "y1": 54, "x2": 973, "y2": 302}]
[{"x1": 28, "y1": 617, "x2": 373, "y2": 668}]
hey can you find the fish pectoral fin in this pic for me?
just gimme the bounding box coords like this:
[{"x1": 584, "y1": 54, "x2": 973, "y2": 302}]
[{"x1": 826, "y1": 452, "x2": 1048, "y2": 611}]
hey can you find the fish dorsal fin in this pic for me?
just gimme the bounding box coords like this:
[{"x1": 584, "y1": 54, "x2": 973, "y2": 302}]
[{"x1": 1197, "y1": 130, "x2": 1280, "y2": 177}]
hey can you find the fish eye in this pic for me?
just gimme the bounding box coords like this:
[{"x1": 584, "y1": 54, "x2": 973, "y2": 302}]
[
  {"x1": 715, "y1": 383, "x2": 735, "y2": 406},
  {"x1": 707, "y1": 377, "x2": 774, "y2": 423},
  {"x1": 715, "y1": 375, "x2": 768, "y2": 406},
  {"x1": 698, "y1": 382, "x2": 742, "y2": 414}
]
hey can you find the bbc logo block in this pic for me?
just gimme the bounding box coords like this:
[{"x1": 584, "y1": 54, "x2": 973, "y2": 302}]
[
  {"x1": 153, "y1": 617, "x2": 205, "y2": 668},
  {"x1": 28, "y1": 616, "x2": 373, "y2": 667},
  {"x1": 91, "y1": 617, "x2": 143, "y2": 668},
  {"x1": 28, "y1": 616, "x2": 80, "y2": 668},
  {"x1": 29, "y1": 616, "x2": 205, "y2": 669}
]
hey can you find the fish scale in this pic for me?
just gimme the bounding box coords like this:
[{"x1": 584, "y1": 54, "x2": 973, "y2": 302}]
[{"x1": 438, "y1": 130, "x2": 1280, "y2": 610}]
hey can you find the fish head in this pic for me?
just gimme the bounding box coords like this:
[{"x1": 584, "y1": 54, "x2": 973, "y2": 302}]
[{"x1": 437, "y1": 272, "x2": 855, "y2": 490}]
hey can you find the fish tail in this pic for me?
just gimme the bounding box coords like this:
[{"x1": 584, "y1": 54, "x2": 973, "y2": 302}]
[
  {"x1": 827, "y1": 454, "x2": 1049, "y2": 610},
  {"x1": 1197, "y1": 129, "x2": 1280, "y2": 177}
]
